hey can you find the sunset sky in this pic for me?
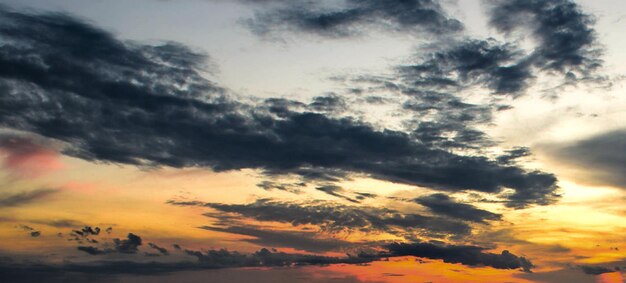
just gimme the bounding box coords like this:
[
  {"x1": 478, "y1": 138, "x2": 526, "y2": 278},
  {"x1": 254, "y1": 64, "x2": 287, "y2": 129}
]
[{"x1": 0, "y1": 0, "x2": 625, "y2": 282}]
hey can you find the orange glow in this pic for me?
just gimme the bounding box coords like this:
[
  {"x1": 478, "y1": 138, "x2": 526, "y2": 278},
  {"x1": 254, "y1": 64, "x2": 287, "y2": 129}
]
[
  {"x1": 596, "y1": 272, "x2": 624, "y2": 283},
  {"x1": 1, "y1": 147, "x2": 63, "y2": 177},
  {"x1": 322, "y1": 257, "x2": 533, "y2": 283}
]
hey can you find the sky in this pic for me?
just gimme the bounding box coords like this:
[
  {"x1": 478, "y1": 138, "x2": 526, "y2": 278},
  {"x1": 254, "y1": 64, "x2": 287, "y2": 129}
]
[{"x1": 0, "y1": 0, "x2": 625, "y2": 282}]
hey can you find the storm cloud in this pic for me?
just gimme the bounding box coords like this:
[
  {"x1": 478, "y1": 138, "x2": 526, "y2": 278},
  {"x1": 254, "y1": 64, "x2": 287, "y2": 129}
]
[{"x1": 0, "y1": 7, "x2": 559, "y2": 208}]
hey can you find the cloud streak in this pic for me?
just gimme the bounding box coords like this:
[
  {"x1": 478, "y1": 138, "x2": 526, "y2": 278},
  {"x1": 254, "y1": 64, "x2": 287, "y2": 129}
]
[
  {"x1": 245, "y1": 0, "x2": 463, "y2": 38},
  {"x1": 385, "y1": 242, "x2": 533, "y2": 272},
  {"x1": 0, "y1": 189, "x2": 59, "y2": 207}
]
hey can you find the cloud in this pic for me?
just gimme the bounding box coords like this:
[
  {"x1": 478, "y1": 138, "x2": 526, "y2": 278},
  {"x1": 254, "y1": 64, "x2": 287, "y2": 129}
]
[
  {"x1": 29, "y1": 219, "x2": 85, "y2": 228},
  {"x1": 77, "y1": 233, "x2": 142, "y2": 255},
  {"x1": 169, "y1": 199, "x2": 472, "y2": 239},
  {"x1": 256, "y1": 180, "x2": 305, "y2": 194},
  {"x1": 579, "y1": 265, "x2": 617, "y2": 275},
  {"x1": 73, "y1": 226, "x2": 101, "y2": 237},
  {"x1": 200, "y1": 225, "x2": 357, "y2": 253},
  {"x1": 77, "y1": 246, "x2": 108, "y2": 255},
  {"x1": 17, "y1": 225, "x2": 42, "y2": 238},
  {"x1": 414, "y1": 193, "x2": 502, "y2": 223},
  {"x1": 486, "y1": 0, "x2": 602, "y2": 80},
  {"x1": 0, "y1": 241, "x2": 536, "y2": 282},
  {"x1": 385, "y1": 242, "x2": 534, "y2": 272},
  {"x1": 0, "y1": 6, "x2": 558, "y2": 208},
  {"x1": 245, "y1": 0, "x2": 463, "y2": 38},
  {"x1": 0, "y1": 134, "x2": 63, "y2": 177},
  {"x1": 185, "y1": 247, "x2": 375, "y2": 267},
  {"x1": 397, "y1": 39, "x2": 533, "y2": 95},
  {"x1": 540, "y1": 129, "x2": 626, "y2": 189},
  {"x1": 148, "y1": 243, "x2": 170, "y2": 256},
  {"x1": 0, "y1": 189, "x2": 59, "y2": 207},
  {"x1": 315, "y1": 185, "x2": 360, "y2": 203},
  {"x1": 113, "y1": 233, "x2": 142, "y2": 254}
]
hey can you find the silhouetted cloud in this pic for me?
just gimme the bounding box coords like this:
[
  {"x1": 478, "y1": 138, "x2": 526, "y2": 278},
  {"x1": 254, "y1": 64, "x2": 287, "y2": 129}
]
[
  {"x1": 385, "y1": 242, "x2": 533, "y2": 272},
  {"x1": 579, "y1": 265, "x2": 616, "y2": 275},
  {"x1": 245, "y1": 0, "x2": 463, "y2": 38},
  {"x1": 0, "y1": 189, "x2": 59, "y2": 207},
  {"x1": 114, "y1": 233, "x2": 142, "y2": 254},
  {"x1": 200, "y1": 225, "x2": 356, "y2": 253},
  {"x1": 315, "y1": 185, "x2": 360, "y2": 203},
  {"x1": 256, "y1": 180, "x2": 305, "y2": 194},
  {"x1": 414, "y1": 193, "x2": 502, "y2": 223},
  {"x1": 30, "y1": 219, "x2": 85, "y2": 228},
  {"x1": 148, "y1": 243, "x2": 170, "y2": 255},
  {"x1": 169, "y1": 199, "x2": 472, "y2": 239},
  {"x1": 74, "y1": 226, "x2": 101, "y2": 237},
  {"x1": 487, "y1": 0, "x2": 602, "y2": 80},
  {"x1": 186, "y1": 247, "x2": 375, "y2": 267},
  {"x1": 17, "y1": 225, "x2": 42, "y2": 238},
  {"x1": 77, "y1": 246, "x2": 108, "y2": 255},
  {"x1": 77, "y1": 233, "x2": 142, "y2": 255}
]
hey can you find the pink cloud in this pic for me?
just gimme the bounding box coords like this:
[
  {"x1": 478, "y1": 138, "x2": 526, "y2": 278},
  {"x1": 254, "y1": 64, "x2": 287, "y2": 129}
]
[{"x1": 0, "y1": 135, "x2": 64, "y2": 178}]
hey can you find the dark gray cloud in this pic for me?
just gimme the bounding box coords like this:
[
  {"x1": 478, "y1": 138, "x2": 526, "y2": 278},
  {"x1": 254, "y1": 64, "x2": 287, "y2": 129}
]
[
  {"x1": 0, "y1": 6, "x2": 559, "y2": 208},
  {"x1": 497, "y1": 147, "x2": 531, "y2": 165},
  {"x1": 256, "y1": 180, "x2": 305, "y2": 194},
  {"x1": 542, "y1": 129, "x2": 626, "y2": 189},
  {"x1": 169, "y1": 199, "x2": 472, "y2": 239},
  {"x1": 414, "y1": 193, "x2": 502, "y2": 223},
  {"x1": 385, "y1": 242, "x2": 533, "y2": 272},
  {"x1": 148, "y1": 243, "x2": 170, "y2": 256},
  {"x1": 0, "y1": 189, "x2": 59, "y2": 207},
  {"x1": 246, "y1": 0, "x2": 463, "y2": 38},
  {"x1": 186, "y1": 247, "x2": 375, "y2": 267},
  {"x1": 308, "y1": 94, "x2": 346, "y2": 112},
  {"x1": 315, "y1": 185, "x2": 360, "y2": 203},
  {"x1": 398, "y1": 39, "x2": 532, "y2": 95},
  {"x1": 487, "y1": 0, "x2": 602, "y2": 80},
  {"x1": 77, "y1": 246, "x2": 108, "y2": 255},
  {"x1": 113, "y1": 233, "x2": 142, "y2": 254},
  {"x1": 200, "y1": 225, "x2": 356, "y2": 253},
  {"x1": 17, "y1": 225, "x2": 42, "y2": 238},
  {"x1": 77, "y1": 233, "x2": 142, "y2": 255},
  {"x1": 579, "y1": 265, "x2": 617, "y2": 275},
  {"x1": 73, "y1": 226, "x2": 101, "y2": 237}
]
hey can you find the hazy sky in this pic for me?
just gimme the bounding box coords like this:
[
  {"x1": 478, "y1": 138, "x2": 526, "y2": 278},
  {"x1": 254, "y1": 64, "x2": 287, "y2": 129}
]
[{"x1": 0, "y1": 1, "x2": 625, "y2": 282}]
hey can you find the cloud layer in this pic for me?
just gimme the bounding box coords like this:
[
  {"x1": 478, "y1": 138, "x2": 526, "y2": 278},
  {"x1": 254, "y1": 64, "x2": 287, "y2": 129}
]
[{"x1": 0, "y1": 6, "x2": 559, "y2": 208}]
